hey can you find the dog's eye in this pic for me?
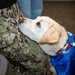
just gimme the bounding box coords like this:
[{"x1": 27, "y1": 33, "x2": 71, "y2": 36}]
[{"x1": 36, "y1": 22, "x2": 41, "y2": 28}]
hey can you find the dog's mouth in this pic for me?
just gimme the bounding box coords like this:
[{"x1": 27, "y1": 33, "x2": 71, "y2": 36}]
[{"x1": 18, "y1": 14, "x2": 24, "y2": 24}]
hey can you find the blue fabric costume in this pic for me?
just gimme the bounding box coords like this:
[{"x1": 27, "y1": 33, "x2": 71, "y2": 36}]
[
  {"x1": 50, "y1": 32, "x2": 75, "y2": 75},
  {"x1": 17, "y1": 0, "x2": 43, "y2": 19}
]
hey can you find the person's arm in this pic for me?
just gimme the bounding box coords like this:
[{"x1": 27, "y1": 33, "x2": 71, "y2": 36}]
[{"x1": 0, "y1": 0, "x2": 17, "y2": 9}]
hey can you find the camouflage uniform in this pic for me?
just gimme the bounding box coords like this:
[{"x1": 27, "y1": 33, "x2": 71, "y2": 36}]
[{"x1": 0, "y1": 3, "x2": 48, "y2": 75}]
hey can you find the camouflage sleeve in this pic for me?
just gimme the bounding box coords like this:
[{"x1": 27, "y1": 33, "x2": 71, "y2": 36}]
[{"x1": 0, "y1": 3, "x2": 49, "y2": 75}]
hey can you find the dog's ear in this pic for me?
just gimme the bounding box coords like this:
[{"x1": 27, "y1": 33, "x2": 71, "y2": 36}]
[{"x1": 40, "y1": 27, "x2": 60, "y2": 44}]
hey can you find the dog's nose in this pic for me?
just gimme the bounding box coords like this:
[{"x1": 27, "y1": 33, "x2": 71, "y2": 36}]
[{"x1": 18, "y1": 14, "x2": 24, "y2": 23}]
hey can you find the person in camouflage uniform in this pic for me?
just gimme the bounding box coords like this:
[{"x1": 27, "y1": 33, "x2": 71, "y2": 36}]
[{"x1": 0, "y1": 2, "x2": 50, "y2": 75}]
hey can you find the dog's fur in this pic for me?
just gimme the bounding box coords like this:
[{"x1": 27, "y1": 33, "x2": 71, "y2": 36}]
[
  {"x1": 18, "y1": 16, "x2": 68, "y2": 56},
  {"x1": 18, "y1": 16, "x2": 68, "y2": 74}
]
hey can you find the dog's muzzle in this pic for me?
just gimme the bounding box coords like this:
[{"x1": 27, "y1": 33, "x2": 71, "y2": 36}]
[{"x1": 18, "y1": 14, "x2": 24, "y2": 24}]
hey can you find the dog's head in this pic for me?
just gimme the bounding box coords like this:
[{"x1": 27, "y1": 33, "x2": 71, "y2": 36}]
[{"x1": 18, "y1": 16, "x2": 67, "y2": 44}]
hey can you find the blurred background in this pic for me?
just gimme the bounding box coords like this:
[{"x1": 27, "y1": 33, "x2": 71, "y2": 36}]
[{"x1": 42, "y1": 0, "x2": 75, "y2": 34}]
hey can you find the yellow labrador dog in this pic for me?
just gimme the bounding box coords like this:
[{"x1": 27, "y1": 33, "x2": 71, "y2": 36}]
[
  {"x1": 18, "y1": 16, "x2": 75, "y2": 75},
  {"x1": 18, "y1": 16, "x2": 67, "y2": 56}
]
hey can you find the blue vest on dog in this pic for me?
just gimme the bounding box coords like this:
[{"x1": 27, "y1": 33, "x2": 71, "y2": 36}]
[{"x1": 50, "y1": 32, "x2": 75, "y2": 75}]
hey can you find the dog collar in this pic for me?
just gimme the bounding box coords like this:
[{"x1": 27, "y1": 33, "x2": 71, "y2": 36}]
[
  {"x1": 56, "y1": 44, "x2": 71, "y2": 56},
  {"x1": 56, "y1": 32, "x2": 75, "y2": 56}
]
